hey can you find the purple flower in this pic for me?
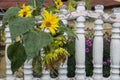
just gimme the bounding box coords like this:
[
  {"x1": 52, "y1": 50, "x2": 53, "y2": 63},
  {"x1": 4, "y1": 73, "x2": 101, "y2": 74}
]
[
  {"x1": 103, "y1": 61, "x2": 107, "y2": 65},
  {"x1": 86, "y1": 48, "x2": 90, "y2": 53},
  {"x1": 86, "y1": 39, "x2": 92, "y2": 47},
  {"x1": 107, "y1": 59, "x2": 111, "y2": 65}
]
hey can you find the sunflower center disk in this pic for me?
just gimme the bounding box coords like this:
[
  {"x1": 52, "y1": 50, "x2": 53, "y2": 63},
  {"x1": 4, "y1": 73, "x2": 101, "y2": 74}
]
[{"x1": 46, "y1": 22, "x2": 51, "y2": 27}]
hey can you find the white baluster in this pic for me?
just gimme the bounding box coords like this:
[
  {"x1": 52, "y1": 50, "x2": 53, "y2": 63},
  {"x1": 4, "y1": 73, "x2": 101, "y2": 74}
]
[
  {"x1": 24, "y1": 59, "x2": 33, "y2": 80},
  {"x1": 93, "y1": 5, "x2": 104, "y2": 80},
  {"x1": 5, "y1": 26, "x2": 15, "y2": 80},
  {"x1": 41, "y1": 50, "x2": 51, "y2": 80},
  {"x1": 95, "y1": 5, "x2": 104, "y2": 13},
  {"x1": 76, "y1": 1, "x2": 85, "y2": 12},
  {"x1": 75, "y1": 2, "x2": 86, "y2": 80},
  {"x1": 58, "y1": 5, "x2": 68, "y2": 80},
  {"x1": 75, "y1": 16, "x2": 86, "y2": 80},
  {"x1": 110, "y1": 8, "x2": 120, "y2": 80},
  {"x1": 93, "y1": 19, "x2": 104, "y2": 80}
]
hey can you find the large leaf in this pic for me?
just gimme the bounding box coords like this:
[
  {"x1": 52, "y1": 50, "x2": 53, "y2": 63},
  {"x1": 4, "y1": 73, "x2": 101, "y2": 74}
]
[
  {"x1": 2, "y1": 7, "x2": 20, "y2": 25},
  {"x1": 9, "y1": 17, "x2": 35, "y2": 40},
  {"x1": 59, "y1": 21, "x2": 77, "y2": 38},
  {"x1": 7, "y1": 42, "x2": 27, "y2": 74},
  {"x1": 23, "y1": 31, "x2": 52, "y2": 60},
  {"x1": 30, "y1": 0, "x2": 44, "y2": 8}
]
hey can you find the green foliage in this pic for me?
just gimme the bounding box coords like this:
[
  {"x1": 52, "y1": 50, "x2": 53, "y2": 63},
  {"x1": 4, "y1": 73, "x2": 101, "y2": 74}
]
[
  {"x1": 65, "y1": 38, "x2": 76, "y2": 77},
  {"x1": 23, "y1": 31, "x2": 52, "y2": 60},
  {"x1": 30, "y1": 0, "x2": 44, "y2": 8},
  {"x1": 32, "y1": 52, "x2": 42, "y2": 77},
  {"x1": 2, "y1": 7, "x2": 20, "y2": 25},
  {"x1": 7, "y1": 42, "x2": 27, "y2": 74},
  {"x1": 9, "y1": 17, "x2": 35, "y2": 41},
  {"x1": 59, "y1": 21, "x2": 77, "y2": 38},
  {"x1": 85, "y1": 0, "x2": 92, "y2": 10},
  {"x1": 2, "y1": 0, "x2": 77, "y2": 75},
  {"x1": 68, "y1": 0, "x2": 76, "y2": 11}
]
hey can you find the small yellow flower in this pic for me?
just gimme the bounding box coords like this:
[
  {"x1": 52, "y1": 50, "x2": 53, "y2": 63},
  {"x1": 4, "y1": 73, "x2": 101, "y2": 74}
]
[
  {"x1": 40, "y1": 10, "x2": 59, "y2": 35},
  {"x1": 55, "y1": 0, "x2": 63, "y2": 9},
  {"x1": 18, "y1": 4, "x2": 32, "y2": 18}
]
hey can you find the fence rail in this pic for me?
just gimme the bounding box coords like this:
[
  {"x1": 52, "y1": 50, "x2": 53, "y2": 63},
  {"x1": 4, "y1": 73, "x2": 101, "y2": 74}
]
[{"x1": 1, "y1": 1, "x2": 120, "y2": 80}]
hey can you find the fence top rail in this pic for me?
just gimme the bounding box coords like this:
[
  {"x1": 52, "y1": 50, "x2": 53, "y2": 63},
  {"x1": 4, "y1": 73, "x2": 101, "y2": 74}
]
[{"x1": 58, "y1": 9, "x2": 120, "y2": 23}]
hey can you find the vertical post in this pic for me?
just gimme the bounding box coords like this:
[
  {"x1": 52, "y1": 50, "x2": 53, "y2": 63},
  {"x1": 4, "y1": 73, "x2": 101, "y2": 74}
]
[
  {"x1": 58, "y1": 5, "x2": 68, "y2": 80},
  {"x1": 75, "y1": 16, "x2": 85, "y2": 80},
  {"x1": 24, "y1": 59, "x2": 33, "y2": 80},
  {"x1": 110, "y1": 8, "x2": 120, "y2": 80},
  {"x1": 93, "y1": 19, "x2": 104, "y2": 80},
  {"x1": 5, "y1": 26, "x2": 15, "y2": 80},
  {"x1": 93, "y1": 5, "x2": 104, "y2": 80},
  {"x1": 75, "y1": 2, "x2": 86, "y2": 80},
  {"x1": 41, "y1": 50, "x2": 51, "y2": 80},
  {"x1": 75, "y1": 16, "x2": 86, "y2": 80}
]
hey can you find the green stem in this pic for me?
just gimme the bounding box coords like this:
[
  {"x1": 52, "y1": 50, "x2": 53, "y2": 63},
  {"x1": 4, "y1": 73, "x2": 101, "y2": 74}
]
[{"x1": 34, "y1": 0, "x2": 37, "y2": 9}]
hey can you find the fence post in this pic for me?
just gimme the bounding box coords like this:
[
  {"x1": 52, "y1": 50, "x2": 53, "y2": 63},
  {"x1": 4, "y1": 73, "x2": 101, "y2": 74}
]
[
  {"x1": 58, "y1": 5, "x2": 68, "y2": 80},
  {"x1": 93, "y1": 18, "x2": 104, "y2": 80},
  {"x1": 110, "y1": 8, "x2": 120, "y2": 80},
  {"x1": 24, "y1": 59, "x2": 33, "y2": 80},
  {"x1": 5, "y1": 26, "x2": 16, "y2": 80},
  {"x1": 41, "y1": 50, "x2": 51, "y2": 80},
  {"x1": 75, "y1": 2, "x2": 86, "y2": 80},
  {"x1": 93, "y1": 4, "x2": 104, "y2": 80},
  {"x1": 75, "y1": 16, "x2": 86, "y2": 80}
]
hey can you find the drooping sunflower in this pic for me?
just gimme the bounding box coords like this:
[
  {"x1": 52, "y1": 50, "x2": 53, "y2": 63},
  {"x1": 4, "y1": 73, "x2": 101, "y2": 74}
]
[
  {"x1": 55, "y1": 0, "x2": 63, "y2": 9},
  {"x1": 18, "y1": 4, "x2": 32, "y2": 18},
  {"x1": 40, "y1": 10, "x2": 59, "y2": 35}
]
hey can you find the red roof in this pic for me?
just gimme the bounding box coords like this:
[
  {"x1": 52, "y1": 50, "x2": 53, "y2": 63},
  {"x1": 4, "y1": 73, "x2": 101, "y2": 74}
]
[
  {"x1": 92, "y1": 0, "x2": 120, "y2": 6},
  {"x1": 0, "y1": 0, "x2": 120, "y2": 9},
  {"x1": 0, "y1": 0, "x2": 29, "y2": 9}
]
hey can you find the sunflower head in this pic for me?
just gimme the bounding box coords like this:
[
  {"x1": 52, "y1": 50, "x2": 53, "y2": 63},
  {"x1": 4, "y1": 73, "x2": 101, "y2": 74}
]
[
  {"x1": 40, "y1": 10, "x2": 59, "y2": 35},
  {"x1": 18, "y1": 4, "x2": 32, "y2": 18},
  {"x1": 55, "y1": 0, "x2": 63, "y2": 9}
]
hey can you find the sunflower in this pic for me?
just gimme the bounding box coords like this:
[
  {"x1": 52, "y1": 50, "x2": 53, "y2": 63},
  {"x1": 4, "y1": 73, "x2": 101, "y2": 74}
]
[
  {"x1": 18, "y1": 4, "x2": 32, "y2": 18},
  {"x1": 40, "y1": 10, "x2": 59, "y2": 35},
  {"x1": 55, "y1": 0, "x2": 63, "y2": 9}
]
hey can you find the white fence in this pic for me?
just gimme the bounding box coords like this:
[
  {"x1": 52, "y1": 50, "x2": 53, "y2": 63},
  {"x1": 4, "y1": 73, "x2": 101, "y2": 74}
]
[{"x1": 1, "y1": 1, "x2": 120, "y2": 80}]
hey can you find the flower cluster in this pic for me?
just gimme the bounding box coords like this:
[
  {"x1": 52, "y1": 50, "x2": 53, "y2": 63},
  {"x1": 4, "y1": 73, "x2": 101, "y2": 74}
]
[{"x1": 85, "y1": 28, "x2": 111, "y2": 77}]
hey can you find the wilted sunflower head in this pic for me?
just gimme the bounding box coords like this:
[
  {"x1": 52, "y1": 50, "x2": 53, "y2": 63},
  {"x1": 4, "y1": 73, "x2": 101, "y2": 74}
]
[
  {"x1": 18, "y1": 4, "x2": 32, "y2": 18},
  {"x1": 40, "y1": 10, "x2": 59, "y2": 35},
  {"x1": 55, "y1": 0, "x2": 63, "y2": 9}
]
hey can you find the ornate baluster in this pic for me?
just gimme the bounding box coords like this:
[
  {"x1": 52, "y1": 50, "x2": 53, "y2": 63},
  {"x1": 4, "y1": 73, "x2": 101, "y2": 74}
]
[
  {"x1": 95, "y1": 5, "x2": 104, "y2": 13},
  {"x1": 5, "y1": 26, "x2": 15, "y2": 80},
  {"x1": 75, "y1": 2, "x2": 86, "y2": 80},
  {"x1": 58, "y1": 5, "x2": 68, "y2": 80},
  {"x1": 93, "y1": 18, "x2": 104, "y2": 80},
  {"x1": 93, "y1": 5, "x2": 104, "y2": 80},
  {"x1": 75, "y1": 16, "x2": 86, "y2": 80},
  {"x1": 24, "y1": 59, "x2": 33, "y2": 80},
  {"x1": 41, "y1": 50, "x2": 51, "y2": 80},
  {"x1": 110, "y1": 8, "x2": 120, "y2": 80}
]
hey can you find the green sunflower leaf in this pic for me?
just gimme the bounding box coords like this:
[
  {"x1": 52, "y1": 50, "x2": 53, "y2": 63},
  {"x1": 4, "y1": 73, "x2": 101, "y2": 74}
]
[
  {"x1": 30, "y1": 0, "x2": 44, "y2": 8},
  {"x1": 59, "y1": 20, "x2": 77, "y2": 38},
  {"x1": 7, "y1": 42, "x2": 27, "y2": 74},
  {"x1": 9, "y1": 17, "x2": 35, "y2": 41},
  {"x1": 23, "y1": 31, "x2": 52, "y2": 60},
  {"x1": 2, "y1": 7, "x2": 20, "y2": 25}
]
